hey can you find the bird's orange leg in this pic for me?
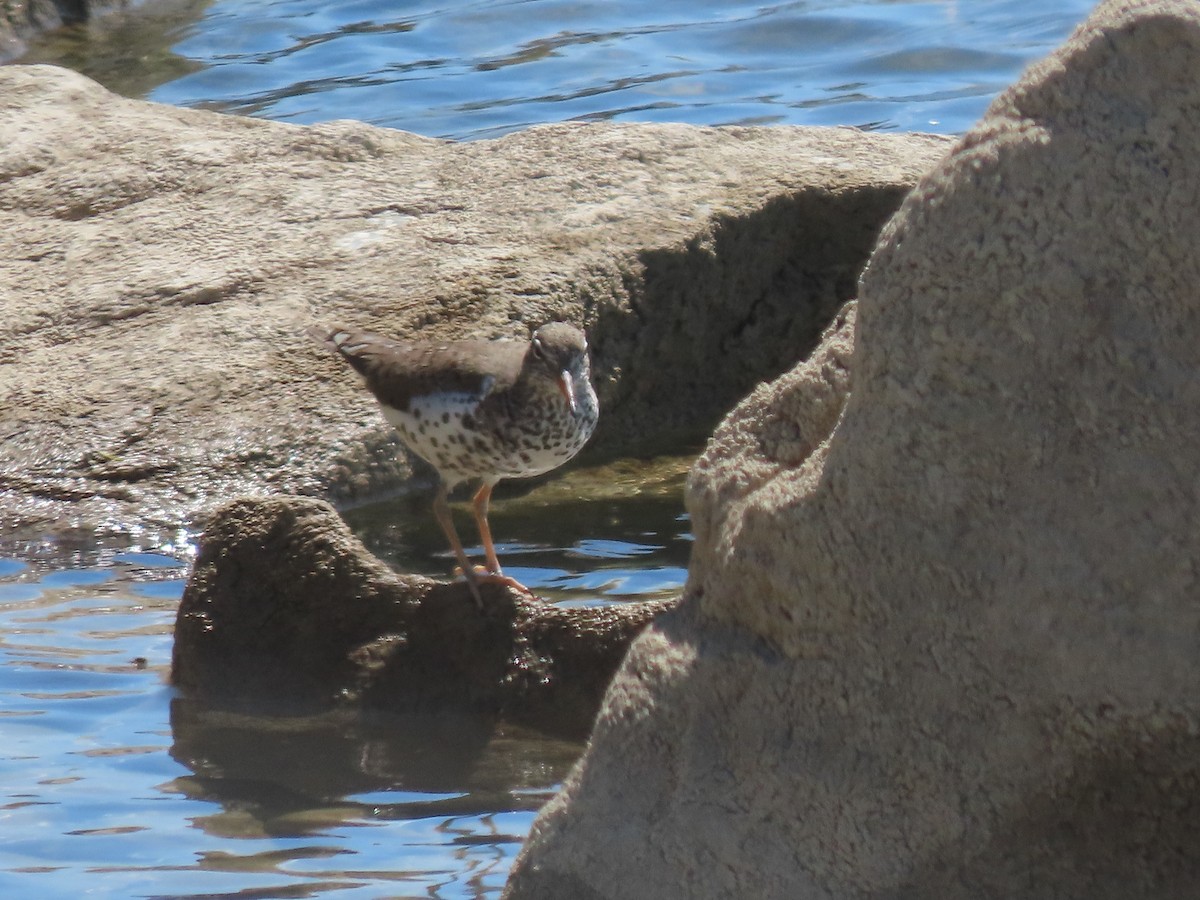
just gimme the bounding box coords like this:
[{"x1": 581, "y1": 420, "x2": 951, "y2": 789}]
[
  {"x1": 471, "y1": 482, "x2": 530, "y2": 594},
  {"x1": 432, "y1": 483, "x2": 483, "y2": 609}
]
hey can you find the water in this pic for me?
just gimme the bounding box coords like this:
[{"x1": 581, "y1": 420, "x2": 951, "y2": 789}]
[
  {"x1": 13, "y1": 0, "x2": 1098, "y2": 139},
  {"x1": 346, "y1": 458, "x2": 691, "y2": 606},
  {"x1": 0, "y1": 458, "x2": 691, "y2": 898}
]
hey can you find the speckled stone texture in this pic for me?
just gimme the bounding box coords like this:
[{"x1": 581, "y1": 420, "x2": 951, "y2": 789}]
[{"x1": 505, "y1": 2, "x2": 1200, "y2": 897}]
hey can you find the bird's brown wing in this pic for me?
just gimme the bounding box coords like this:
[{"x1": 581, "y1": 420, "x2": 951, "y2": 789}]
[{"x1": 309, "y1": 326, "x2": 525, "y2": 412}]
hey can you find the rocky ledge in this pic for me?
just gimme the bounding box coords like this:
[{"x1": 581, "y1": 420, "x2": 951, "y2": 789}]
[{"x1": 0, "y1": 65, "x2": 949, "y2": 539}]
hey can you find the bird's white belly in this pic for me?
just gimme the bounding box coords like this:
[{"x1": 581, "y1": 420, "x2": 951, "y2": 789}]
[{"x1": 380, "y1": 394, "x2": 591, "y2": 485}]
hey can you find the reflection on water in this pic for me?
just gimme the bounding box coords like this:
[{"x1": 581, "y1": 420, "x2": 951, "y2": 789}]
[
  {"x1": 0, "y1": 459, "x2": 689, "y2": 898},
  {"x1": 12, "y1": 0, "x2": 1098, "y2": 138},
  {"x1": 165, "y1": 701, "x2": 580, "y2": 896}
]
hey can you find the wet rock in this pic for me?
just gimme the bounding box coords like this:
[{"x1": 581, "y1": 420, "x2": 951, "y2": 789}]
[
  {"x1": 171, "y1": 495, "x2": 672, "y2": 740},
  {"x1": 0, "y1": 63, "x2": 951, "y2": 537},
  {"x1": 506, "y1": 1, "x2": 1200, "y2": 897}
]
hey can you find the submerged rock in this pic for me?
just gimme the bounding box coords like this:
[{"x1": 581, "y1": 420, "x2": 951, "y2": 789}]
[
  {"x1": 506, "y1": 1, "x2": 1200, "y2": 896},
  {"x1": 0, "y1": 63, "x2": 950, "y2": 537},
  {"x1": 171, "y1": 495, "x2": 672, "y2": 740}
]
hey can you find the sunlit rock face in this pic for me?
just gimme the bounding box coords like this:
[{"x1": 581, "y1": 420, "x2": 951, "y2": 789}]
[
  {"x1": 0, "y1": 62, "x2": 946, "y2": 537},
  {"x1": 506, "y1": 2, "x2": 1200, "y2": 897}
]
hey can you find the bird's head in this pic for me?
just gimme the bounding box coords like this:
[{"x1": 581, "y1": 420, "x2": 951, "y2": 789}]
[{"x1": 527, "y1": 322, "x2": 590, "y2": 414}]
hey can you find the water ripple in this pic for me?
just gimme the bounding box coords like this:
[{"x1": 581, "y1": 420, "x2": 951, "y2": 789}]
[{"x1": 16, "y1": 0, "x2": 1097, "y2": 138}]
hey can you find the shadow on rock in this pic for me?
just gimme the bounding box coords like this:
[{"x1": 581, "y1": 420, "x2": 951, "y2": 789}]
[
  {"x1": 590, "y1": 185, "x2": 908, "y2": 456},
  {"x1": 897, "y1": 708, "x2": 1200, "y2": 899}
]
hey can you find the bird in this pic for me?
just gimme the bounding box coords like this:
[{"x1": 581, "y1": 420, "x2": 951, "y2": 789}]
[{"x1": 310, "y1": 321, "x2": 599, "y2": 606}]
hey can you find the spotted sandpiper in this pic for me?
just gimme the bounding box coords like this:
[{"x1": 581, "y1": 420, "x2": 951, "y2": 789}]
[{"x1": 310, "y1": 321, "x2": 599, "y2": 606}]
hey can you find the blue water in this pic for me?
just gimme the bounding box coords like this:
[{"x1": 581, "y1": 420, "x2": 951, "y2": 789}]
[
  {"x1": 20, "y1": 0, "x2": 1097, "y2": 139},
  {"x1": 0, "y1": 466, "x2": 690, "y2": 898}
]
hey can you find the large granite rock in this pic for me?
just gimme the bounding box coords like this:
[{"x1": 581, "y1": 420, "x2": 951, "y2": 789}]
[
  {"x1": 0, "y1": 64, "x2": 949, "y2": 538},
  {"x1": 506, "y1": 1, "x2": 1200, "y2": 896}
]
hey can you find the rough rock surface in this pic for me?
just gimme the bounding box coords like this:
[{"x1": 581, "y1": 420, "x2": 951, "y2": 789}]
[
  {"x1": 0, "y1": 63, "x2": 950, "y2": 538},
  {"x1": 172, "y1": 495, "x2": 673, "y2": 740},
  {"x1": 506, "y1": 1, "x2": 1200, "y2": 897}
]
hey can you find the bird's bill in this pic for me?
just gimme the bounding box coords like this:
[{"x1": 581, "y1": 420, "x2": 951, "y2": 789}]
[{"x1": 557, "y1": 371, "x2": 578, "y2": 414}]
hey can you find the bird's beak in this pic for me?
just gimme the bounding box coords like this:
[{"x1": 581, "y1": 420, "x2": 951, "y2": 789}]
[{"x1": 557, "y1": 371, "x2": 578, "y2": 414}]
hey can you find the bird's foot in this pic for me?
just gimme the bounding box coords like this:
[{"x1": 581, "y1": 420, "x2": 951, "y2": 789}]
[
  {"x1": 454, "y1": 565, "x2": 532, "y2": 599},
  {"x1": 476, "y1": 571, "x2": 531, "y2": 594}
]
